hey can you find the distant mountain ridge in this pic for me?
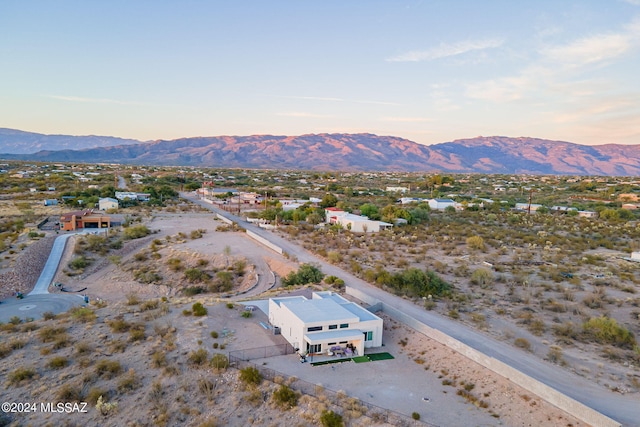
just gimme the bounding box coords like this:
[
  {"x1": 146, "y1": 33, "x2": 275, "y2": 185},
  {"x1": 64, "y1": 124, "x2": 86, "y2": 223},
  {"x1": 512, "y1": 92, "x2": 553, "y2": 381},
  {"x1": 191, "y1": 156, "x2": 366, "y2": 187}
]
[
  {"x1": 1, "y1": 129, "x2": 640, "y2": 175},
  {"x1": 0, "y1": 128, "x2": 141, "y2": 154}
]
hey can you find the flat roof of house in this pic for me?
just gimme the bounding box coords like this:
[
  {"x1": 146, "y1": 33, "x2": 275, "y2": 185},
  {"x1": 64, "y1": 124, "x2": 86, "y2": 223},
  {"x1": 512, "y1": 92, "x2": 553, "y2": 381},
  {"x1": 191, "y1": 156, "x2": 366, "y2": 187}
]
[
  {"x1": 280, "y1": 298, "x2": 358, "y2": 324},
  {"x1": 314, "y1": 291, "x2": 381, "y2": 322}
]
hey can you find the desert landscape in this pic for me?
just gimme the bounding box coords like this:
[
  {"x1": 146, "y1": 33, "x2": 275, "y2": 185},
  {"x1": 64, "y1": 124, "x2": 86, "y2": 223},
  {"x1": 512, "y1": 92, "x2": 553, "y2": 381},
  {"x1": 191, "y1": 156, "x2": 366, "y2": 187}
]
[{"x1": 0, "y1": 210, "x2": 590, "y2": 426}]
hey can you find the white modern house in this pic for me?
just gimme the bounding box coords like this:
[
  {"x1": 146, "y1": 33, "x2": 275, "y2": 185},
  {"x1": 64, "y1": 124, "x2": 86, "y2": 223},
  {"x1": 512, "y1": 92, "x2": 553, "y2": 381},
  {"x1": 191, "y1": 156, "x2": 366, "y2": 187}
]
[
  {"x1": 427, "y1": 198, "x2": 455, "y2": 211},
  {"x1": 324, "y1": 208, "x2": 392, "y2": 233},
  {"x1": 99, "y1": 197, "x2": 119, "y2": 211},
  {"x1": 268, "y1": 291, "x2": 383, "y2": 357}
]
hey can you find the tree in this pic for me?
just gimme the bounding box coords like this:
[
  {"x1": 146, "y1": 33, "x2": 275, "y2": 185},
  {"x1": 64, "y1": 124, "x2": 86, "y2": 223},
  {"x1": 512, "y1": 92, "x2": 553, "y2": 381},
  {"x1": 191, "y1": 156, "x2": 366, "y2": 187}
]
[
  {"x1": 320, "y1": 193, "x2": 338, "y2": 208},
  {"x1": 360, "y1": 203, "x2": 380, "y2": 220}
]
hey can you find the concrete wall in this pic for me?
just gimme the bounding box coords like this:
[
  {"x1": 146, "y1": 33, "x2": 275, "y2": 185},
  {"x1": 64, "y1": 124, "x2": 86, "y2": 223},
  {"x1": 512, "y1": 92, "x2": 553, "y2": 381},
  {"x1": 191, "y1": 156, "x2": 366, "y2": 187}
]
[
  {"x1": 345, "y1": 286, "x2": 621, "y2": 427},
  {"x1": 245, "y1": 230, "x2": 283, "y2": 255},
  {"x1": 216, "y1": 213, "x2": 233, "y2": 225}
]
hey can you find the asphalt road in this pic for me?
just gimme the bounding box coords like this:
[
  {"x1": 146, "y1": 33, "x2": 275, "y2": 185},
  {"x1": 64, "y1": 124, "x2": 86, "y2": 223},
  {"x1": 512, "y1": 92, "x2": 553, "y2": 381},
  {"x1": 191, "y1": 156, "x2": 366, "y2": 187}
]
[{"x1": 183, "y1": 192, "x2": 639, "y2": 426}]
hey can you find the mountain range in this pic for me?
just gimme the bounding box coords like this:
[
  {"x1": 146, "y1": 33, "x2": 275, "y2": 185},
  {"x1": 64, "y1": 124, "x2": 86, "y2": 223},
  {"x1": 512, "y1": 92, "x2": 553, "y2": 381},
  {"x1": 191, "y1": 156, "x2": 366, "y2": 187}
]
[{"x1": 1, "y1": 128, "x2": 639, "y2": 176}]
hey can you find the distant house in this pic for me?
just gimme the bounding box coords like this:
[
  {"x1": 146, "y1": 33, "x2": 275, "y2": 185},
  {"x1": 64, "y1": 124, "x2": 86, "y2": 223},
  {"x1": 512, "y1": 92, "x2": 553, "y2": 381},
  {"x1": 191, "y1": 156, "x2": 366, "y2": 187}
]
[
  {"x1": 115, "y1": 191, "x2": 150, "y2": 202},
  {"x1": 622, "y1": 203, "x2": 638, "y2": 210},
  {"x1": 60, "y1": 209, "x2": 111, "y2": 231},
  {"x1": 427, "y1": 198, "x2": 455, "y2": 211},
  {"x1": 99, "y1": 197, "x2": 119, "y2": 211},
  {"x1": 268, "y1": 291, "x2": 383, "y2": 357},
  {"x1": 578, "y1": 210, "x2": 598, "y2": 218},
  {"x1": 551, "y1": 206, "x2": 578, "y2": 214},
  {"x1": 325, "y1": 208, "x2": 392, "y2": 233},
  {"x1": 515, "y1": 203, "x2": 542, "y2": 212},
  {"x1": 43, "y1": 199, "x2": 58, "y2": 206},
  {"x1": 386, "y1": 186, "x2": 408, "y2": 194}
]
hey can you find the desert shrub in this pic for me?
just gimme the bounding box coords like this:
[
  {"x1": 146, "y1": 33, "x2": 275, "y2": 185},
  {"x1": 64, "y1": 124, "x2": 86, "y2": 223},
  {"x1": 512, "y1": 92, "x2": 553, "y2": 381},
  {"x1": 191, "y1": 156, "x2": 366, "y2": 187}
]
[
  {"x1": 466, "y1": 235, "x2": 485, "y2": 251},
  {"x1": 188, "y1": 348, "x2": 209, "y2": 367},
  {"x1": 69, "y1": 255, "x2": 90, "y2": 270},
  {"x1": 582, "y1": 316, "x2": 636, "y2": 349},
  {"x1": 38, "y1": 326, "x2": 66, "y2": 342},
  {"x1": 185, "y1": 268, "x2": 210, "y2": 283},
  {"x1": 211, "y1": 271, "x2": 233, "y2": 292},
  {"x1": 70, "y1": 306, "x2": 96, "y2": 322},
  {"x1": 42, "y1": 311, "x2": 56, "y2": 320},
  {"x1": 57, "y1": 383, "x2": 83, "y2": 402},
  {"x1": 133, "y1": 267, "x2": 162, "y2": 284},
  {"x1": 117, "y1": 369, "x2": 141, "y2": 392},
  {"x1": 129, "y1": 325, "x2": 146, "y2": 342},
  {"x1": 86, "y1": 387, "x2": 109, "y2": 405},
  {"x1": 320, "y1": 410, "x2": 344, "y2": 427},
  {"x1": 167, "y1": 257, "x2": 183, "y2": 271},
  {"x1": 47, "y1": 356, "x2": 69, "y2": 369},
  {"x1": 108, "y1": 317, "x2": 131, "y2": 333},
  {"x1": 95, "y1": 359, "x2": 123, "y2": 379},
  {"x1": 281, "y1": 263, "x2": 324, "y2": 286},
  {"x1": 210, "y1": 330, "x2": 219, "y2": 339},
  {"x1": 226, "y1": 303, "x2": 234, "y2": 309},
  {"x1": 239, "y1": 366, "x2": 262, "y2": 386},
  {"x1": 514, "y1": 337, "x2": 531, "y2": 351},
  {"x1": 470, "y1": 268, "x2": 494, "y2": 288},
  {"x1": 151, "y1": 350, "x2": 167, "y2": 368},
  {"x1": 8, "y1": 367, "x2": 36, "y2": 385},
  {"x1": 211, "y1": 353, "x2": 229, "y2": 370},
  {"x1": 123, "y1": 225, "x2": 151, "y2": 240},
  {"x1": 412, "y1": 412, "x2": 421, "y2": 420},
  {"x1": 140, "y1": 299, "x2": 159, "y2": 311},
  {"x1": 272, "y1": 384, "x2": 298, "y2": 409},
  {"x1": 76, "y1": 341, "x2": 93, "y2": 355},
  {"x1": 241, "y1": 310, "x2": 252, "y2": 318},
  {"x1": 192, "y1": 302, "x2": 208, "y2": 316}
]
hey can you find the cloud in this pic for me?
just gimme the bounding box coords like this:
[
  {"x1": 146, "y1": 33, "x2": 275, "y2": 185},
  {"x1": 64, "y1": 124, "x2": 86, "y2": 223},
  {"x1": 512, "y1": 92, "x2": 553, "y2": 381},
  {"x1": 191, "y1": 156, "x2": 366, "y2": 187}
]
[
  {"x1": 276, "y1": 112, "x2": 335, "y2": 119},
  {"x1": 386, "y1": 38, "x2": 503, "y2": 62},
  {"x1": 541, "y1": 33, "x2": 632, "y2": 66}
]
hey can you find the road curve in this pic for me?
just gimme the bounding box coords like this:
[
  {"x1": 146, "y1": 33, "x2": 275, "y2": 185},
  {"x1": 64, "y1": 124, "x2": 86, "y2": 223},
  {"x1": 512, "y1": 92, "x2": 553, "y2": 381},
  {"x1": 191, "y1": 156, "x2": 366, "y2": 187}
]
[{"x1": 183, "y1": 192, "x2": 640, "y2": 427}]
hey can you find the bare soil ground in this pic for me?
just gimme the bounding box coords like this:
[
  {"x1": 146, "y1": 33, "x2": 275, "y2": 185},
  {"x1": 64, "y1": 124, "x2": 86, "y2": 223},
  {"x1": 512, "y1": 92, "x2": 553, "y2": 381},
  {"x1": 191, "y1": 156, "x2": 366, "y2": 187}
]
[{"x1": 0, "y1": 213, "x2": 588, "y2": 426}]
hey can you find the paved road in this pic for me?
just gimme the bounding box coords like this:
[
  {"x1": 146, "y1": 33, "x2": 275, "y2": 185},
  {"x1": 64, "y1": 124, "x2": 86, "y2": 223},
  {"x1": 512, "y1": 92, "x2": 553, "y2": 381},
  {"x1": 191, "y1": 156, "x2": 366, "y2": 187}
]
[
  {"x1": 0, "y1": 230, "x2": 102, "y2": 322},
  {"x1": 183, "y1": 192, "x2": 639, "y2": 426}
]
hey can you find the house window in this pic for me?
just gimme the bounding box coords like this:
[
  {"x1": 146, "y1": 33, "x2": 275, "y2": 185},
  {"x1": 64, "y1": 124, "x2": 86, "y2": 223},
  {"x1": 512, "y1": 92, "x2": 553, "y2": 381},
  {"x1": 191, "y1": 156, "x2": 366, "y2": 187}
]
[
  {"x1": 327, "y1": 342, "x2": 336, "y2": 346},
  {"x1": 306, "y1": 343, "x2": 321, "y2": 353},
  {"x1": 339, "y1": 323, "x2": 349, "y2": 329},
  {"x1": 364, "y1": 331, "x2": 373, "y2": 341},
  {"x1": 307, "y1": 326, "x2": 322, "y2": 332},
  {"x1": 328, "y1": 325, "x2": 337, "y2": 330}
]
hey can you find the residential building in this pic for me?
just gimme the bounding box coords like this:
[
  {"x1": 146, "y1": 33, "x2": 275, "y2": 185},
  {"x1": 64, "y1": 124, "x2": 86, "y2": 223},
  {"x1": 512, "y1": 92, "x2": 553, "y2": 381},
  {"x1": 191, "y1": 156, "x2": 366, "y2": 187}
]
[
  {"x1": 60, "y1": 209, "x2": 111, "y2": 231},
  {"x1": 325, "y1": 208, "x2": 392, "y2": 233},
  {"x1": 99, "y1": 197, "x2": 119, "y2": 211},
  {"x1": 268, "y1": 291, "x2": 383, "y2": 356},
  {"x1": 427, "y1": 198, "x2": 455, "y2": 211}
]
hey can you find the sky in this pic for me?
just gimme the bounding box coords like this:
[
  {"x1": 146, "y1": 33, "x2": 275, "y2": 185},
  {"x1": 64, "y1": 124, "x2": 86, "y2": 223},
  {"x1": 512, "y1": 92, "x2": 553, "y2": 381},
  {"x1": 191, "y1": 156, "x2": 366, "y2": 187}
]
[{"x1": 1, "y1": 1, "x2": 640, "y2": 146}]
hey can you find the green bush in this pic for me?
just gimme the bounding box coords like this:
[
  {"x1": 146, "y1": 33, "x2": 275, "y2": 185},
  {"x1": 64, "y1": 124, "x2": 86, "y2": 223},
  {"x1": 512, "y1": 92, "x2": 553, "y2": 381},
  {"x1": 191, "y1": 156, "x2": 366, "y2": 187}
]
[
  {"x1": 272, "y1": 384, "x2": 298, "y2": 409},
  {"x1": 582, "y1": 316, "x2": 636, "y2": 349},
  {"x1": 47, "y1": 356, "x2": 69, "y2": 369},
  {"x1": 95, "y1": 359, "x2": 123, "y2": 379},
  {"x1": 320, "y1": 410, "x2": 344, "y2": 427},
  {"x1": 241, "y1": 311, "x2": 252, "y2": 318},
  {"x1": 411, "y1": 412, "x2": 421, "y2": 420},
  {"x1": 188, "y1": 348, "x2": 209, "y2": 367},
  {"x1": 210, "y1": 353, "x2": 229, "y2": 370},
  {"x1": 239, "y1": 366, "x2": 262, "y2": 386},
  {"x1": 281, "y1": 263, "x2": 324, "y2": 287},
  {"x1": 8, "y1": 367, "x2": 36, "y2": 385},
  {"x1": 123, "y1": 225, "x2": 151, "y2": 240},
  {"x1": 192, "y1": 302, "x2": 208, "y2": 316},
  {"x1": 185, "y1": 268, "x2": 210, "y2": 283}
]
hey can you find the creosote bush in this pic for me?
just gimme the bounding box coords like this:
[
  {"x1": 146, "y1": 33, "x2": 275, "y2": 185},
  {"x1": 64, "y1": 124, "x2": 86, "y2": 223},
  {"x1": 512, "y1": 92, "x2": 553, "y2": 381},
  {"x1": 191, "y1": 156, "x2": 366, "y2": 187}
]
[
  {"x1": 239, "y1": 366, "x2": 262, "y2": 386},
  {"x1": 192, "y1": 302, "x2": 208, "y2": 316},
  {"x1": 272, "y1": 384, "x2": 298, "y2": 409}
]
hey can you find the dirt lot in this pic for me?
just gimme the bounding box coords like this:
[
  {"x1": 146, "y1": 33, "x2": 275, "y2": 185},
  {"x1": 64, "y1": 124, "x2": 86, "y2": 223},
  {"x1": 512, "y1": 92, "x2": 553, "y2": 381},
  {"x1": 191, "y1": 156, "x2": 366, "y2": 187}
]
[{"x1": 0, "y1": 213, "x2": 588, "y2": 426}]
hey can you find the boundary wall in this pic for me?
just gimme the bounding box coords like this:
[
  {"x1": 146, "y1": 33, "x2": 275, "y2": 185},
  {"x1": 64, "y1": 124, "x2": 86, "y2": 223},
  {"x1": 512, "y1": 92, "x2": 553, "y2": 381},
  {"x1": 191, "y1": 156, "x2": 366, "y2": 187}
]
[
  {"x1": 216, "y1": 213, "x2": 233, "y2": 225},
  {"x1": 345, "y1": 286, "x2": 621, "y2": 427},
  {"x1": 245, "y1": 230, "x2": 283, "y2": 255}
]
